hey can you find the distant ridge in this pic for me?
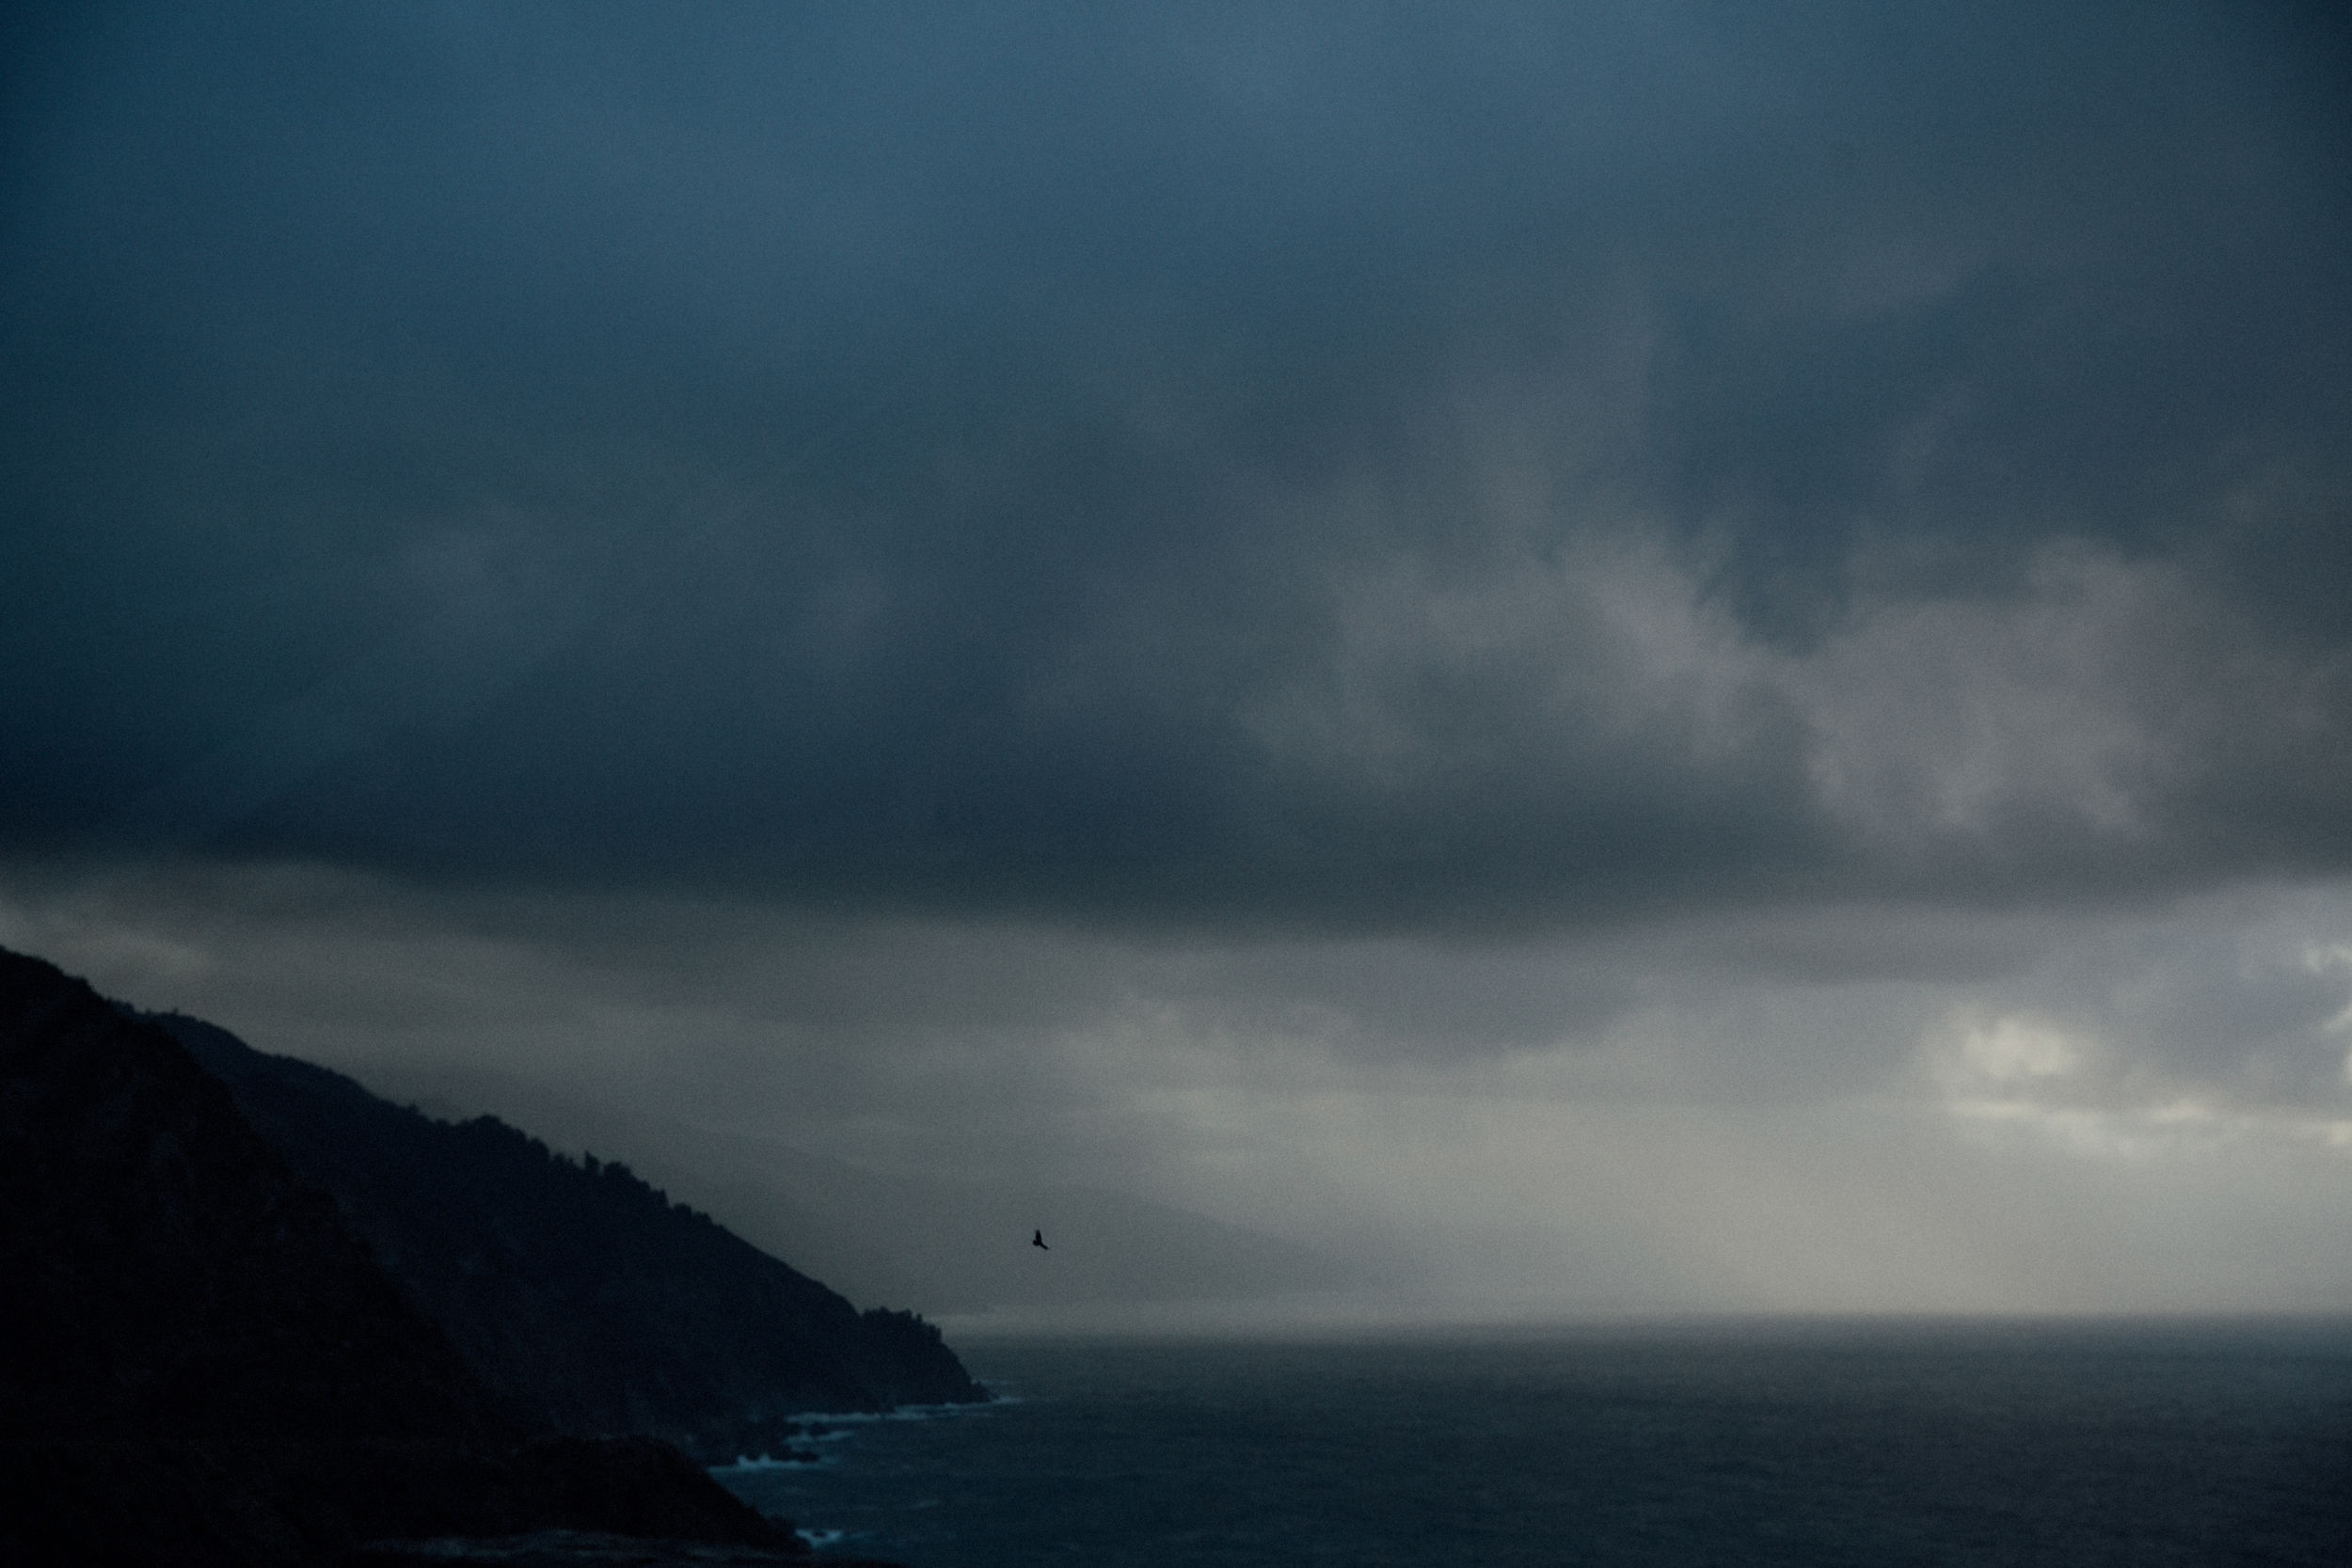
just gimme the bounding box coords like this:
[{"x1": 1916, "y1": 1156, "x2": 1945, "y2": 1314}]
[
  {"x1": 152, "y1": 1010, "x2": 986, "y2": 1456},
  {"x1": 355, "y1": 1060, "x2": 1372, "y2": 1317}
]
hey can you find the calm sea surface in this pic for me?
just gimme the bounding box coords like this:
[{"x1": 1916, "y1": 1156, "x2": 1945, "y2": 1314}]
[{"x1": 715, "y1": 1321, "x2": 2352, "y2": 1567}]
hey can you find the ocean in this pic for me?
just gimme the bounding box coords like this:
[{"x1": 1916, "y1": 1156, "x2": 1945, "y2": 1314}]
[{"x1": 715, "y1": 1320, "x2": 2352, "y2": 1567}]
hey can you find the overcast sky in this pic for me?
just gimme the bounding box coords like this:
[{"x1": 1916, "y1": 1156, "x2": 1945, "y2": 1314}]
[{"x1": 6, "y1": 2, "x2": 2350, "y2": 1323}]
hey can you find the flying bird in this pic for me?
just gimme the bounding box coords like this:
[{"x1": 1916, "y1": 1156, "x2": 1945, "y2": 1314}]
[{"x1": 1032, "y1": 1229, "x2": 1049, "y2": 1250}]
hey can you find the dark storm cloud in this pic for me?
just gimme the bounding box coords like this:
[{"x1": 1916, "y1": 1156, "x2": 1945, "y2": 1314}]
[{"x1": 6, "y1": 2, "x2": 2348, "y2": 929}]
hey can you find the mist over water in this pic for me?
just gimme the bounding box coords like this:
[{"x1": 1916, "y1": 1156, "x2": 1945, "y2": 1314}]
[{"x1": 720, "y1": 1321, "x2": 2352, "y2": 1567}]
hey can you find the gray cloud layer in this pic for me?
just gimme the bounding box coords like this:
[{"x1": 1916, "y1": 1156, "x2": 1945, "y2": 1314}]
[{"x1": 7, "y1": 2, "x2": 2349, "y2": 934}]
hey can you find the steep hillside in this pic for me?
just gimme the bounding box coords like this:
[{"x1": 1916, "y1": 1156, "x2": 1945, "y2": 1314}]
[
  {"x1": 0, "y1": 945, "x2": 799, "y2": 1566},
  {"x1": 156, "y1": 1012, "x2": 983, "y2": 1453}
]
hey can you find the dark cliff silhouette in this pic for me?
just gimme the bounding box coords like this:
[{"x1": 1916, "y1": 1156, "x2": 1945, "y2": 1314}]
[
  {"x1": 151, "y1": 1010, "x2": 985, "y2": 1458},
  {"x1": 0, "y1": 945, "x2": 801, "y2": 1566}
]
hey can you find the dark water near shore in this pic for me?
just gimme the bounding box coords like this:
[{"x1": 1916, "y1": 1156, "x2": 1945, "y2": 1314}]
[{"x1": 716, "y1": 1321, "x2": 2352, "y2": 1567}]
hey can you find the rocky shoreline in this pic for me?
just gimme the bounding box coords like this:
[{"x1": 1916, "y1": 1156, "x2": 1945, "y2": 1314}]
[{"x1": 2, "y1": 945, "x2": 943, "y2": 1566}]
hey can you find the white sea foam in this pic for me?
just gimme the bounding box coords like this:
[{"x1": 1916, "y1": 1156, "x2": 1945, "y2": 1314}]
[
  {"x1": 783, "y1": 1396, "x2": 1004, "y2": 1425},
  {"x1": 712, "y1": 1399, "x2": 1003, "y2": 1472},
  {"x1": 716, "y1": 1451, "x2": 823, "y2": 1472}
]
